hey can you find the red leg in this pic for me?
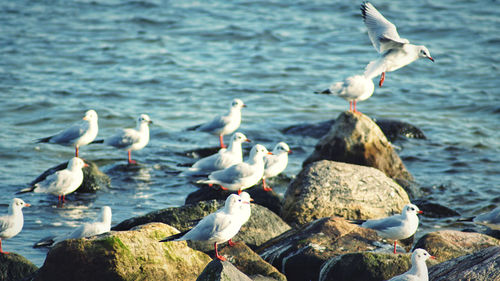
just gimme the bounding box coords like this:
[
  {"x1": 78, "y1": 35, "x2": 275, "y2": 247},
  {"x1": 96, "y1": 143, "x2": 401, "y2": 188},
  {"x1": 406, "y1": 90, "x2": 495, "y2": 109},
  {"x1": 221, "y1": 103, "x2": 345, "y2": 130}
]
[
  {"x1": 262, "y1": 178, "x2": 273, "y2": 192},
  {"x1": 237, "y1": 189, "x2": 241, "y2": 195},
  {"x1": 75, "y1": 147, "x2": 79, "y2": 157},
  {"x1": 379, "y1": 72, "x2": 385, "y2": 87},
  {"x1": 0, "y1": 239, "x2": 7, "y2": 254},
  {"x1": 219, "y1": 134, "x2": 226, "y2": 148},
  {"x1": 228, "y1": 239, "x2": 236, "y2": 247},
  {"x1": 349, "y1": 101, "x2": 353, "y2": 112},
  {"x1": 353, "y1": 100, "x2": 357, "y2": 113},
  {"x1": 214, "y1": 243, "x2": 226, "y2": 261},
  {"x1": 393, "y1": 241, "x2": 397, "y2": 254},
  {"x1": 62, "y1": 195, "x2": 66, "y2": 203},
  {"x1": 128, "y1": 150, "x2": 136, "y2": 164}
]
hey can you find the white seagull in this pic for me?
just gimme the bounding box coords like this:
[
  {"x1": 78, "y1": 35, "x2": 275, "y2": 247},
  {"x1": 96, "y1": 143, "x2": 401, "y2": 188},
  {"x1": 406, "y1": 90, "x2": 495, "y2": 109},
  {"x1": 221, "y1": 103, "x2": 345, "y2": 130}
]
[
  {"x1": 182, "y1": 132, "x2": 251, "y2": 176},
  {"x1": 473, "y1": 206, "x2": 500, "y2": 230},
  {"x1": 197, "y1": 144, "x2": 271, "y2": 194},
  {"x1": 193, "y1": 99, "x2": 246, "y2": 148},
  {"x1": 35, "y1": 206, "x2": 112, "y2": 247},
  {"x1": 262, "y1": 142, "x2": 291, "y2": 192},
  {"x1": 160, "y1": 193, "x2": 249, "y2": 261},
  {"x1": 101, "y1": 114, "x2": 152, "y2": 164},
  {"x1": 361, "y1": 203, "x2": 422, "y2": 254},
  {"x1": 361, "y1": 2, "x2": 434, "y2": 87},
  {"x1": 317, "y1": 74, "x2": 375, "y2": 113},
  {"x1": 36, "y1": 109, "x2": 99, "y2": 157},
  {"x1": 19, "y1": 157, "x2": 87, "y2": 204},
  {"x1": 0, "y1": 198, "x2": 31, "y2": 254},
  {"x1": 387, "y1": 248, "x2": 435, "y2": 281}
]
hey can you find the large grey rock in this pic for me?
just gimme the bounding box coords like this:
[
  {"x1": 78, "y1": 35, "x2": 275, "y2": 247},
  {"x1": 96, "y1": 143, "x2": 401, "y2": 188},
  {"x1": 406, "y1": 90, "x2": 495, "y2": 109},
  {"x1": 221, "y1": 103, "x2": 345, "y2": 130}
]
[
  {"x1": 303, "y1": 111, "x2": 414, "y2": 183},
  {"x1": 282, "y1": 160, "x2": 410, "y2": 225},
  {"x1": 33, "y1": 223, "x2": 211, "y2": 281},
  {"x1": 414, "y1": 230, "x2": 500, "y2": 263},
  {"x1": 429, "y1": 246, "x2": 500, "y2": 281},
  {"x1": 29, "y1": 160, "x2": 110, "y2": 193},
  {"x1": 0, "y1": 252, "x2": 38, "y2": 281},
  {"x1": 258, "y1": 217, "x2": 390, "y2": 281},
  {"x1": 218, "y1": 242, "x2": 286, "y2": 281},
  {"x1": 196, "y1": 260, "x2": 252, "y2": 281},
  {"x1": 113, "y1": 199, "x2": 291, "y2": 251}
]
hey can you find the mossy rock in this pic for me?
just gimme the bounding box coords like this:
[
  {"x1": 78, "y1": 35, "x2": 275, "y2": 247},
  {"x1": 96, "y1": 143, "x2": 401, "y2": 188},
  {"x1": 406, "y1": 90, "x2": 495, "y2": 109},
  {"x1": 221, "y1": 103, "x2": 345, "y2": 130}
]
[{"x1": 0, "y1": 252, "x2": 38, "y2": 281}]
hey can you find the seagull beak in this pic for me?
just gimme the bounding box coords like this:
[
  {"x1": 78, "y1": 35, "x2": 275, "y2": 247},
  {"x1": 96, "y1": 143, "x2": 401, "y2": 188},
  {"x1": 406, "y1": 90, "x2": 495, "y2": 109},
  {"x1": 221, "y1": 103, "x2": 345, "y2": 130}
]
[
  {"x1": 82, "y1": 116, "x2": 88, "y2": 120},
  {"x1": 418, "y1": 210, "x2": 424, "y2": 214},
  {"x1": 267, "y1": 152, "x2": 273, "y2": 155},
  {"x1": 148, "y1": 120, "x2": 153, "y2": 124},
  {"x1": 250, "y1": 198, "x2": 254, "y2": 202},
  {"x1": 430, "y1": 255, "x2": 436, "y2": 260},
  {"x1": 242, "y1": 104, "x2": 247, "y2": 108},
  {"x1": 428, "y1": 56, "x2": 434, "y2": 62},
  {"x1": 245, "y1": 139, "x2": 252, "y2": 143},
  {"x1": 83, "y1": 163, "x2": 89, "y2": 167},
  {"x1": 24, "y1": 203, "x2": 31, "y2": 207},
  {"x1": 288, "y1": 149, "x2": 292, "y2": 154}
]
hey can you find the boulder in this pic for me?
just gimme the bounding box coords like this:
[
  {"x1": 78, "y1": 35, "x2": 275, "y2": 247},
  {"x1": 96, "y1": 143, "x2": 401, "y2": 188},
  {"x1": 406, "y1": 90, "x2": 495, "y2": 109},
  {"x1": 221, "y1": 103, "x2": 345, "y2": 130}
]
[
  {"x1": 258, "y1": 217, "x2": 390, "y2": 281},
  {"x1": 34, "y1": 223, "x2": 211, "y2": 281},
  {"x1": 29, "y1": 160, "x2": 110, "y2": 193},
  {"x1": 0, "y1": 252, "x2": 38, "y2": 281},
  {"x1": 303, "y1": 111, "x2": 414, "y2": 183},
  {"x1": 185, "y1": 186, "x2": 283, "y2": 215},
  {"x1": 218, "y1": 242, "x2": 286, "y2": 281},
  {"x1": 412, "y1": 199, "x2": 460, "y2": 218},
  {"x1": 282, "y1": 118, "x2": 425, "y2": 142},
  {"x1": 112, "y1": 200, "x2": 291, "y2": 251},
  {"x1": 414, "y1": 230, "x2": 500, "y2": 263},
  {"x1": 319, "y1": 252, "x2": 425, "y2": 281},
  {"x1": 282, "y1": 160, "x2": 410, "y2": 225},
  {"x1": 196, "y1": 260, "x2": 252, "y2": 281},
  {"x1": 429, "y1": 246, "x2": 500, "y2": 281}
]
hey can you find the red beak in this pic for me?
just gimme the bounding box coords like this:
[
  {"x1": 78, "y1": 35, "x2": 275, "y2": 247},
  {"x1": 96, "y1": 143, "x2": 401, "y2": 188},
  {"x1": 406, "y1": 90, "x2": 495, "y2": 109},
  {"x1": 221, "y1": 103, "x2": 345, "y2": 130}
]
[
  {"x1": 267, "y1": 152, "x2": 273, "y2": 155},
  {"x1": 428, "y1": 57, "x2": 434, "y2": 62},
  {"x1": 245, "y1": 139, "x2": 252, "y2": 143},
  {"x1": 84, "y1": 163, "x2": 89, "y2": 167},
  {"x1": 418, "y1": 210, "x2": 423, "y2": 214},
  {"x1": 288, "y1": 149, "x2": 292, "y2": 154},
  {"x1": 25, "y1": 203, "x2": 31, "y2": 207},
  {"x1": 430, "y1": 255, "x2": 436, "y2": 259}
]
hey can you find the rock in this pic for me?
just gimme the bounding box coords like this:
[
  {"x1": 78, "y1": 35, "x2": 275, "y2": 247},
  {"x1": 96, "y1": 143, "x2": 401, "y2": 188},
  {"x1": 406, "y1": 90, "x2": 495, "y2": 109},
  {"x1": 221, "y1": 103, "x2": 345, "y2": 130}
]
[
  {"x1": 319, "y1": 252, "x2": 410, "y2": 281},
  {"x1": 29, "y1": 160, "x2": 110, "y2": 193},
  {"x1": 33, "y1": 223, "x2": 211, "y2": 281},
  {"x1": 218, "y1": 242, "x2": 286, "y2": 281},
  {"x1": 196, "y1": 260, "x2": 252, "y2": 281},
  {"x1": 414, "y1": 230, "x2": 500, "y2": 263},
  {"x1": 0, "y1": 252, "x2": 38, "y2": 281},
  {"x1": 282, "y1": 160, "x2": 410, "y2": 225},
  {"x1": 113, "y1": 200, "x2": 291, "y2": 251},
  {"x1": 412, "y1": 199, "x2": 460, "y2": 218},
  {"x1": 429, "y1": 246, "x2": 500, "y2": 281},
  {"x1": 282, "y1": 118, "x2": 425, "y2": 142},
  {"x1": 185, "y1": 186, "x2": 283, "y2": 216},
  {"x1": 258, "y1": 217, "x2": 390, "y2": 281},
  {"x1": 303, "y1": 111, "x2": 414, "y2": 183}
]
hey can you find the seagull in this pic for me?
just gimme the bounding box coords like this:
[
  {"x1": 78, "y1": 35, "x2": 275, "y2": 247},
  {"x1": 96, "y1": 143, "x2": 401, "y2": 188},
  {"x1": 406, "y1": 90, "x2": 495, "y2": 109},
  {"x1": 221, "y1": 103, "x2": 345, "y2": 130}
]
[
  {"x1": 361, "y1": 203, "x2": 422, "y2": 254},
  {"x1": 387, "y1": 248, "x2": 435, "y2": 281},
  {"x1": 0, "y1": 198, "x2": 31, "y2": 254},
  {"x1": 197, "y1": 144, "x2": 271, "y2": 194},
  {"x1": 316, "y1": 74, "x2": 375, "y2": 113},
  {"x1": 361, "y1": 2, "x2": 434, "y2": 87},
  {"x1": 98, "y1": 114, "x2": 152, "y2": 164},
  {"x1": 473, "y1": 206, "x2": 500, "y2": 230},
  {"x1": 182, "y1": 132, "x2": 251, "y2": 176},
  {"x1": 19, "y1": 157, "x2": 87, "y2": 204},
  {"x1": 191, "y1": 99, "x2": 246, "y2": 148},
  {"x1": 36, "y1": 109, "x2": 98, "y2": 157},
  {"x1": 34, "y1": 206, "x2": 112, "y2": 247},
  {"x1": 238, "y1": 191, "x2": 253, "y2": 226},
  {"x1": 262, "y1": 142, "x2": 291, "y2": 192},
  {"x1": 160, "y1": 193, "x2": 249, "y2": 261}
]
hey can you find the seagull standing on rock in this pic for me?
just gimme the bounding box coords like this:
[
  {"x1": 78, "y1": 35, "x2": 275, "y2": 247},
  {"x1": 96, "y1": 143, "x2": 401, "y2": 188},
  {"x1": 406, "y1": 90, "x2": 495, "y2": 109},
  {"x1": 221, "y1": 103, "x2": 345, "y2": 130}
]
[
  {"x1": 262, "y1": 142, "x2": 291, "y2": 192},
  {"x1": 182, "y1": 132, "x2": 251, "y2": 176},
  {"x1": 197, "y1": 144, "x2": 271, "y2": 194},
  {"x1": 96, "y1": 114, "x2": 152, "y2": 164},
  {"x1": 36, "y1": 109, "x2": 98, "y2": 157},
  {"x1": 317, "y1": 74, "x2": 375, "y2": 113},
  {"x1": 387, "y1": 248, "x2": 435, "y2": 281},
  {"x1": 19, "y1": 157, "x2": 87, "y2": 204},
  {"x1": 191, "y1": 99, "x2": 246, "y2": 148},
  {"x1": 361, "y1": 2, "x2": 434, "y2": 87},
  {"x1": 0, "y1": 198, "x2": 31, "y2": 254},
  {"x1": 160, "y1": 193, "x2": 250, "y2": 261},
  {"x1": 361, "y1": 203, "x2": 422, "y2": 254}
]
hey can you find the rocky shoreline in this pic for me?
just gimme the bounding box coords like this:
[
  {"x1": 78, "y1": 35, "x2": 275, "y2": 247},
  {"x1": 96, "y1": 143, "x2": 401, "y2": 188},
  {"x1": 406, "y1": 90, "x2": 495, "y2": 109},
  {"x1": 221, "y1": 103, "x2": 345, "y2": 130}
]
[{"x1": 3, "y1": 111, "x2": 499, "y2": 281}]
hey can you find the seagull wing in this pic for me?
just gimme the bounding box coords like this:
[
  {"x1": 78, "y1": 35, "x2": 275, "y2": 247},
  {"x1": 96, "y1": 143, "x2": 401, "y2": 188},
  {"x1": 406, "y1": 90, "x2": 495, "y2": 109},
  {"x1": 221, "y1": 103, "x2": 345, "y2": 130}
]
[
  {"x1": 209, "y1": 163, "x2": 254, "y2": 184},
  {"x1": 197, "y1": 115, "x2": 227, "y2": 133},
  {"x1": 48, "y1": 122, "x2": 89, "y2": 145},
  {"x1": 106, "y1": 128, "x2": 140, "y2": 149},
  {"x1": 361, "y1": 2, "x2": 409, "y2": 53}
]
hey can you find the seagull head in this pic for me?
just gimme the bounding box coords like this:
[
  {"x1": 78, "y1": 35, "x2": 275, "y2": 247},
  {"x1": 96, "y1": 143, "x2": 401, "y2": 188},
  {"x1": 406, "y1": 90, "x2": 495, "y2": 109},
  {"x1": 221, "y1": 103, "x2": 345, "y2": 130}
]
[
  {"x1": 231, "y1": 98, "x2": 246, "y2": 109},
  {"x1": 138, "y1": 114, "x2": 153, "y2": 125},
  {"x1": 417, "y1": 46, "x2": 434, "y2": 62},
  {"x1": 68, "y1": 157, "x2": 88, "y2": 170},
  {"x1": 11, "y1": 198, "x2": 31, "y2": 209},
  {"x1": 273, "y1": 142, "x2": 292, "y2": 155},
  {"x1": 412, "y1": 248, "x2": 436, "y2": 263},
  {"x1": 403, "y1": 203, "x2": 423, "y2": 216},
  {"x1": 231, "y1": 132, "x2": 251, "y2": 144},
  {"x1": 250, "y1": 144, "x2": 272, "y2": 158},
  {"x1": 83, "y1": 110, "x2": 98, "y2": 121}
]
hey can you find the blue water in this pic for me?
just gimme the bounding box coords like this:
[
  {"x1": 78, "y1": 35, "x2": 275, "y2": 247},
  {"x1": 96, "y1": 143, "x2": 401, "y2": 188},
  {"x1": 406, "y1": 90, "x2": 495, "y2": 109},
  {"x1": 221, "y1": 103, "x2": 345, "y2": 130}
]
[{"x1": 0, "y1": 0, "x2": 499, "y2": 266}]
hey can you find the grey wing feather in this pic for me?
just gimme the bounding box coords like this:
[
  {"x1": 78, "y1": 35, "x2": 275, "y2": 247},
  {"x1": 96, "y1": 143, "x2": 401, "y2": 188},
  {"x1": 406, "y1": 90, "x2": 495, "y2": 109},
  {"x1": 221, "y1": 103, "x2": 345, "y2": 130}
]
[
  {"x1": 210, "y1": 163, "x2": 253, "y2": 183},
  {"x1": 362, "y1": 215, "x2": 403, "y2": 231},
  {"x1": 0, "y1": 216, "x2": 14, "y2": 233},
  {"x1": 49, "y1": 122, "x2": 88, "y2": 144},
  {"x1": 197, "y1": 115, "x2": 227, "y2": 133},
  {"x1": 361, "y1": 2, "x2": 408, "y2": 53},
  {"x1": 264, "y1": 155, "x2": 280, "y2": 170},
  {"x1": 106, "y1": 129, "x2": 140, "y2": 148}
]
